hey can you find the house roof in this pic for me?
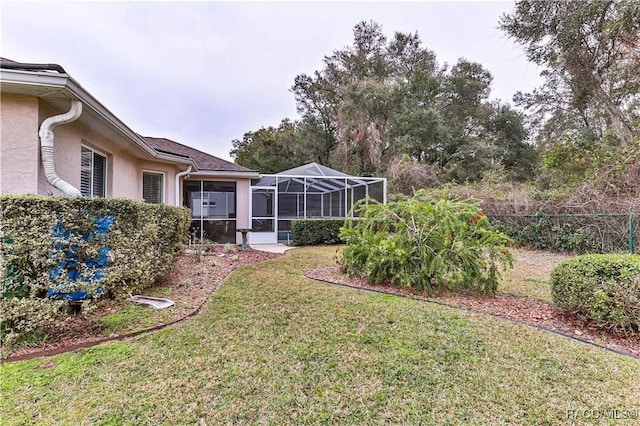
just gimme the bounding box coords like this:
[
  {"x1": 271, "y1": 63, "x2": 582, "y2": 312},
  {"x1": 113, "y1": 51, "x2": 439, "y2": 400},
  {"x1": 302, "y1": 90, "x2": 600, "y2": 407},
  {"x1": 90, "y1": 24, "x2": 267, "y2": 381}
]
[
  {"x1": 253, "y1": 162, "x2": 386, "y2": 194},
  {"x1": 1, "y1": 58, "x2": 255, "y2": 175},
  {"x1": 144, "y1": 137, "x2": 253, "y2": 172},
  {"x1": 0, "y1": 57, "x2": 67, "y2": 74},
  {"x1": 275, "y1": 162, "x2": 351, "y2": 177},
  {"x1": 1, "y1": 58, "x2": 161, "y2": 160}
]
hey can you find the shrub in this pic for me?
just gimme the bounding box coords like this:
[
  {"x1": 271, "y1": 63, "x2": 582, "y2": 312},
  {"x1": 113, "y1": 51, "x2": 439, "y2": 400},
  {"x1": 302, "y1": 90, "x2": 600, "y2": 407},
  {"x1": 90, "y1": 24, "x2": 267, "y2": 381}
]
[
  {"x1": 223, "y1": 243, "x2": 238, "y2": 254},
  {"x1": 550, "y1": 254, "x2": 640, "y2": 331},
  {"x1": 292, "y1": 219, "x2": 345, "y2": 246},
  {"x1": 0, "y1": 297, "x2": 63, "y2": 348},
  {"x1": 1, "y1": 195, "x2": 190, "y2": 346},
  {"x1": 490, "y1": 215, "x2": 622, "y2": 254},
  {"x1": 339, "y1": 190, "x2": 513, "y2": 295},
  {"x1": 492, "y1": 221, "x2": 537, "y2": 248}
]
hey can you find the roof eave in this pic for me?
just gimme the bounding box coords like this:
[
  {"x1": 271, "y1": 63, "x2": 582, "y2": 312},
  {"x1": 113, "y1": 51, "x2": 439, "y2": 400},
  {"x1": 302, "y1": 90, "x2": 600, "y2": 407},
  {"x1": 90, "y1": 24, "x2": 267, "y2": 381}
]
[
  {"x1": 1, "y1": 68, "x2": 158, "y2": 158},
  {"x1": 187, "y1": 170, "x2": 260, "y2": 179},
  {"x1": 155, "y1": 152, "x2": 198, "y2": 168}
]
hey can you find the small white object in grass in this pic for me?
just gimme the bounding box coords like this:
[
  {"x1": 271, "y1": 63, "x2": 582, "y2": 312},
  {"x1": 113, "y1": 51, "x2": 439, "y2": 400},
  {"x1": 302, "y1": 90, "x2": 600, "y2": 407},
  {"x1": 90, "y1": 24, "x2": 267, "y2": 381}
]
[{"x1": 130, "y1": 295, "x2": 175, "y2": 309}]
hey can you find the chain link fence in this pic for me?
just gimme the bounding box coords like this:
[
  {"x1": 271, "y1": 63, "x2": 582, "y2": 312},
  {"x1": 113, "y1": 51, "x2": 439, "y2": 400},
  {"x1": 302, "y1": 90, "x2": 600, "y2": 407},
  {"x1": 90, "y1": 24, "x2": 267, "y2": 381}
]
[{"x1": 489, "y1": 213, "x2": 638, "y2": 254}]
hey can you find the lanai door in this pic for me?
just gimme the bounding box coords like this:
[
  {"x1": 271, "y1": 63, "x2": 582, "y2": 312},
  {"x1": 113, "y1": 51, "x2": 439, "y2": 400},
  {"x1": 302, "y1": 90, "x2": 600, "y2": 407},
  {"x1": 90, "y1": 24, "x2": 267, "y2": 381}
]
[{"x1": 250, "y1": 187, "x2": 277, "y2": 244}]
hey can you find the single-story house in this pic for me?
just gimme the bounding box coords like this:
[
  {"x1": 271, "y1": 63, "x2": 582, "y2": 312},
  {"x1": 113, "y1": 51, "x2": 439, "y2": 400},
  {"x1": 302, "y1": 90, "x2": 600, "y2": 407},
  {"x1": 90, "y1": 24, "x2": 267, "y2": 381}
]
[{"x1": 1, "y1": 59, "x2": 385, "y2": 245}]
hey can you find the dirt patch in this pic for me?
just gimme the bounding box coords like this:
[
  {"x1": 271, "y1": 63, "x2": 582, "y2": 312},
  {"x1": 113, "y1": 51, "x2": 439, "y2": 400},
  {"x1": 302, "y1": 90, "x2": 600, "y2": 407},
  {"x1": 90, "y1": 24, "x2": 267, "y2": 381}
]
[
  {"x1": 5, "y1": 248, "x2": 281, "y2": 362},
  {"x1": 509, "y1": 247, "x2": 573, "y2": 276},
  {"x1": 305, "y1": 250, "x2": 640, "y2": 359},
  {"x1": 500, "y1": 248, "x2": 574, "y2": 301}
]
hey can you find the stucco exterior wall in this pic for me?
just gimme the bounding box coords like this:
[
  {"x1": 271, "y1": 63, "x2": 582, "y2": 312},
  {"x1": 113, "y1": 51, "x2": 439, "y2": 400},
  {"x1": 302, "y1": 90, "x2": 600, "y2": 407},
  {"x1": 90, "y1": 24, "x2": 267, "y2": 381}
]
[
  {"x1": 1, "y1": 96, "x2": 245, "y2": 239},
  {"x1": 236, "y1": 179, "x2": 251, "y2": 230},
  {"x1": 37, "y1": 101, "x2": 82, "y2": 196},
  {"x1": 0, "y1": 95, "x2": 40, "y2": 194},
  {"x1": 32, "y1": 101, "x2": 185, "y2": 202},
  {"x1": 138, "y1": 160, "x2": 181, "y2": 205},
  {"x1": 108, "y1": 144, "x2": 139, "y2": 200},
  {"x1": 37, "y1": 101, "x2": 139, "y2": 198}
]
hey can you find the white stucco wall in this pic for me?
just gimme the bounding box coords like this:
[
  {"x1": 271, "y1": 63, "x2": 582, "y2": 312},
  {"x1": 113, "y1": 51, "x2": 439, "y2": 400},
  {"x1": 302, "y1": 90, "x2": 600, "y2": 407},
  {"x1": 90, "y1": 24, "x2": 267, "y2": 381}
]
[
  {"x1": 1, "y1": 96, "x2": 248, "y2": 241},
  {"x1": 236, "y1": 179, "x2": 251, "y2": 230},
  {"x1": 138, "y1": 160, "x2": 180, "y2": 205},
  {"x1": 30, "y1": 100, "x2": 185, "y2": 202},
  {"x1": 0, "y1": 95, "x2": 40, "y2": 194}
]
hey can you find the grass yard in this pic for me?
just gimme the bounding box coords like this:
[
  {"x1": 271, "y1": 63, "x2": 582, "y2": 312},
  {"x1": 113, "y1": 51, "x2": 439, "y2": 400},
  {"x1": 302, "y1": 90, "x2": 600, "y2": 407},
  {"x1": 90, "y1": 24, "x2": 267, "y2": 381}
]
[
  {"x1": 499, "y1": 248, "x2": 572, "y2": 301},
  {"x1": 2, "y1": 246, "x2": 639, "y2": 425}
]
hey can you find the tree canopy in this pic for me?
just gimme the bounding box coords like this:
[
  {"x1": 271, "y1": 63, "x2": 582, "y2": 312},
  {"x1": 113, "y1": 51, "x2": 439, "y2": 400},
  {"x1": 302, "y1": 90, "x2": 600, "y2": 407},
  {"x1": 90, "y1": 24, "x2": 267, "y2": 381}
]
[
  {"x1": 232, "y1": 21, "x2": 537, "y2": 187},
  {"x1": 231, "y1": 4, "x2": 638, "y2": 194},
  {"x1": 500, "y1": 0, "x2": 639, "y2": 190}
]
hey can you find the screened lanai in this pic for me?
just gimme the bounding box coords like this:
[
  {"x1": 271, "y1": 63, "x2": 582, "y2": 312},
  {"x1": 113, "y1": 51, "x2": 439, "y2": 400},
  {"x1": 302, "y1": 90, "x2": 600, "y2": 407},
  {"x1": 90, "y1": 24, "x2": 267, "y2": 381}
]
[{"x1": 250, "y1": 162, "x2": 386, "y2": 244}]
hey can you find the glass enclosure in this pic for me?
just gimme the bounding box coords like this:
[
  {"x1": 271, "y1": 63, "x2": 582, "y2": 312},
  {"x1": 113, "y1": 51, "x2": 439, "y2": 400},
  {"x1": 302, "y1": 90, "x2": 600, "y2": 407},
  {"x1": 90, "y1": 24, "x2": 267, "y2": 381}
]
[
  {"x1": 250, "y1": 163, "x2": 386, "y2": 242},
  {"x1": 182, "y1": 165, "x2": 386, "y2": 245},
  {"x1": 184, "y1": 180, "x2": 237, "y2": 244}
]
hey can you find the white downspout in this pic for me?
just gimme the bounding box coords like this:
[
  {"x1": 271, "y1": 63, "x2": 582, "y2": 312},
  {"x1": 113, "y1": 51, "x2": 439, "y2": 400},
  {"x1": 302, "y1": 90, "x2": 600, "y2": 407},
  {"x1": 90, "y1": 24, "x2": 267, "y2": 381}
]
[
  {"x1": 174, "y1": 165, "x2": 192, "y2": 206},
  {"x1": 39, "y1": 100, "x2": 83, "y2": 196}
]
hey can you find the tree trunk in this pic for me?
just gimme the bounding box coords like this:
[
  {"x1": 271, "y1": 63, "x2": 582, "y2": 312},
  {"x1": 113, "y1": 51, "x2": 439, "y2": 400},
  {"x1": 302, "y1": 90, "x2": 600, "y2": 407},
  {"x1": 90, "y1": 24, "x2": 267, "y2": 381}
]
[{"x1": 592, "y1": 82, "x2": 636, "y2": 146}]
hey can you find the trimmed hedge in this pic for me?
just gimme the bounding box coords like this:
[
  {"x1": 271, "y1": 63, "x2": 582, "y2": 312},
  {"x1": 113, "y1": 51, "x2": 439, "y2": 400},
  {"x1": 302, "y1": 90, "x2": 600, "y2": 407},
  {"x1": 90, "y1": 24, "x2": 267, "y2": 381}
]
[
  {"x1": 1, "y1": 195, "x2": 190, "y2": 346},
  {"x1": 550, "y1": 254, "x2": 640, "y2": 332},
  {"x1": 291, "y1": 219, "x2": 346, "y2": 246}
]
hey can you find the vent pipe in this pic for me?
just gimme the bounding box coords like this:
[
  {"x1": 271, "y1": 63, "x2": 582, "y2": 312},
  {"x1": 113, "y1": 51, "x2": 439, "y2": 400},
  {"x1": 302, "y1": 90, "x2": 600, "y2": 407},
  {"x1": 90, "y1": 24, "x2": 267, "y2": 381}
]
[{"x1": 39, "y1": 100, "x2": 83, "y2": 196}]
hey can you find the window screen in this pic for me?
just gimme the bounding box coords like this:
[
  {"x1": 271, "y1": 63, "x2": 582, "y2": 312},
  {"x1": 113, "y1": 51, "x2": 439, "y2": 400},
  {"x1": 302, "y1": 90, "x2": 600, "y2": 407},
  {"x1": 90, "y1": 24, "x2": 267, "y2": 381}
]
[
  {"x1": 81, "y1": 146, "x2": 106, "y2": 197},
  {"x1": 143, "y1": 172, "x2": 164, "y2": 204}
]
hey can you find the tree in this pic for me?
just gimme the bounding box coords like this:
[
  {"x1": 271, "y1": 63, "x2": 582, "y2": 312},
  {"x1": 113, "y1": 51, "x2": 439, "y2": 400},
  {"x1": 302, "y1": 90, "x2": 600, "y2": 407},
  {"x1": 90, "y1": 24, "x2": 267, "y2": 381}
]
[
  {"x1": 236, "y1": 21, "x2": 536, "y2": 185},
  {"x1": 230, "y1": 119, "x2": 309, "y2": 173},
  {"x1": 436, "y1": 59, "x2": 496, "y2": 181},
  {"x1": 485, "y1": 103, "x2": 539, "y2": 182},
  {"x1": 291, "y1": 73, "x2": 339, "y2": 165},
  {"x1": 500, "y1": 0, "x2": 640, "y2": 147},
  {"x1": 293, "y1": 21, "x2": 401, "y2": 176},
  {"x1": 292, "y1": 21, "x2": 533, "y2": 182}
]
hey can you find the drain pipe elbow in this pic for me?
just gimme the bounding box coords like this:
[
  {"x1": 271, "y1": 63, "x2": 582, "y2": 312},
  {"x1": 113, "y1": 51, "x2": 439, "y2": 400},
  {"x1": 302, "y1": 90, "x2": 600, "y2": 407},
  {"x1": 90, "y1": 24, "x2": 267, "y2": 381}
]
[
  {"x1": 175, "y1": 165, "x2": 192, "y2": 206},
  {"x1": 39, "y1": 100, "x2": 84, "y2": 196}
]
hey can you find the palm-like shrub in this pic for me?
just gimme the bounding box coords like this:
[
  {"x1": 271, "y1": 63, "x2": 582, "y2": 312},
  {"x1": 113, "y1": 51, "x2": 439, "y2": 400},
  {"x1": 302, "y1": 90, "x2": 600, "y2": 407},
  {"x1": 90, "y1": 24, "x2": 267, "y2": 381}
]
[{"x1": 339, "y1": 190, "x2": 513, "y2": 295}]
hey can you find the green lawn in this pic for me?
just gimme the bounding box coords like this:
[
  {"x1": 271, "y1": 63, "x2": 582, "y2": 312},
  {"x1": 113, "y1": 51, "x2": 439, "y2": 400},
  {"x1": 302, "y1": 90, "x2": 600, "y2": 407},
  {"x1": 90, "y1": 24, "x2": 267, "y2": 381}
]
[
  {"x1": 498, "y1": 248, "x2": 572, "y2": 302},
  {"x1": 2, "y1": 246, "x2": 639, "y2": 425}
]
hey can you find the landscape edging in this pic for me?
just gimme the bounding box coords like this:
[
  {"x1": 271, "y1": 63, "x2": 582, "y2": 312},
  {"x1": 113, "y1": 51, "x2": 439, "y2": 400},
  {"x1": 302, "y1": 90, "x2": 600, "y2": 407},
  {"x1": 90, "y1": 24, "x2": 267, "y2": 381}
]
[{"x1": 303, "y1": 271, "x2": 640, "y2": 361}]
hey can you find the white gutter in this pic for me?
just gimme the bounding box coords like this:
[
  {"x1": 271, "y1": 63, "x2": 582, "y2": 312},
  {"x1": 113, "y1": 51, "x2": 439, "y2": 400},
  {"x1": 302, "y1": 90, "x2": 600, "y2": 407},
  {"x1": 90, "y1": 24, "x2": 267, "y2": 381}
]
[
  {"x1": 186, "y1": 170, "x2": 260, "y2": 179},
  {"x1": 155, "y1": 152, "x2": 198, "y2": 167},
  {"x1": 39, "y1": 100, "x2": 83, "y2": 196},
  {"x1": 174, "y1": 165, "x2": 192, "y2": 206}
]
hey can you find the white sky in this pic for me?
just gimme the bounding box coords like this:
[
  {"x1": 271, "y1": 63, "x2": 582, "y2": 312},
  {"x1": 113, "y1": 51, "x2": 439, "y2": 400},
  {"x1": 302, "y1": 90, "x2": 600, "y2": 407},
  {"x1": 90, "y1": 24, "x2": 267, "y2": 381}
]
[{"x1": 1, "y1": 0, "x2": 541, "y2": 162}]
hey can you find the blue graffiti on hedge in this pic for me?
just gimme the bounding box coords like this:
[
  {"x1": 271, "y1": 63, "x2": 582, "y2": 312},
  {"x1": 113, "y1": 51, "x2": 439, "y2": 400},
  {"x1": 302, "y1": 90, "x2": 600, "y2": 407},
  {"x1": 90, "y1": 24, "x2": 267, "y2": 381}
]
[{"x1": 48, "y1": 214, "x2": 114, "y2": 301}]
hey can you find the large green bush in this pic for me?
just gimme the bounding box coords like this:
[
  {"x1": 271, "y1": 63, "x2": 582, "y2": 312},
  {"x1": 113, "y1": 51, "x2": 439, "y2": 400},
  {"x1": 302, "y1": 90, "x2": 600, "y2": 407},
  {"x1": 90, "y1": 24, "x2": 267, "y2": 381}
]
[
  {"x1": 292, "y1": 219, "x2": 345, "y2": 246},
  {"x1": 0, "y1": 195, "x2": 190, "y2": 346},
  {"x1": 339, "y1": 190, "x2": 513, "y2": 295},
  {"x1": 0, "y1": 297, "x2": 63, "y2": 349},
  {"x1": 550, "y1": 254, "x2": 640, "y2": 331}
]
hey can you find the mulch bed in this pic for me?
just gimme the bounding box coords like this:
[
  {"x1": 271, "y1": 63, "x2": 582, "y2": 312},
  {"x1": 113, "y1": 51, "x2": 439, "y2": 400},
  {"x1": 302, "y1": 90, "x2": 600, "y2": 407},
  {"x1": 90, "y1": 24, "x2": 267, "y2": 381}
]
[
  {"x1": 4, "y1": 248, "x2": 281, "y2": 362},
  {"x1": 305, "y1": 265, "x2": 640, "y2": 359},
  {"x1": 6, "y1": 248, "x2": 639, "y2": 362}
]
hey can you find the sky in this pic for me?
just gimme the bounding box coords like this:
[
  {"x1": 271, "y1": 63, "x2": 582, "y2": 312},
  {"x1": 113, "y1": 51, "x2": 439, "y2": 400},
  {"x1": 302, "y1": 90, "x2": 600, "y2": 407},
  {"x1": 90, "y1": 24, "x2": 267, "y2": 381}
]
[{"x1": 1, "y1": 1, "x2": 541, "y2": 162}]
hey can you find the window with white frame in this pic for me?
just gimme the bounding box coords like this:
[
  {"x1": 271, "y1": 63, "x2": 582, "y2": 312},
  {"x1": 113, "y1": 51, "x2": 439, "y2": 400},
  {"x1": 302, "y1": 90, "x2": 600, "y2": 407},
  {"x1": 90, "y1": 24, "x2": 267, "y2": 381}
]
[
  {"x1": 80, "y1": 146, "x2": 107, "y2": 197},
  {"x1": 142, "y1": 171, "x2": 165, "y2": 204}
]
